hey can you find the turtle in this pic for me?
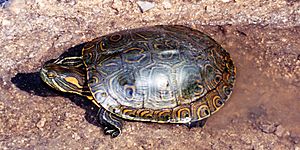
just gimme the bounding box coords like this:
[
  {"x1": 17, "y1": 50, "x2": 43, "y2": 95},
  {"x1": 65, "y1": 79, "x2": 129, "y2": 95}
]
[{"x1": 40, "y1": 25, "x2": 236, "y2": 138}]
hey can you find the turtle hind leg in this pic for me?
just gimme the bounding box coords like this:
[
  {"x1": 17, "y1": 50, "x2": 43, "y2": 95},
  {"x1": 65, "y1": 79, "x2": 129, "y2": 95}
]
[
  {"x1": 97, "y1": 108, "x2": 124, "y2": 138},
  {"x1": 185, "y1": 118, "x2": 207, "y2": 129}
]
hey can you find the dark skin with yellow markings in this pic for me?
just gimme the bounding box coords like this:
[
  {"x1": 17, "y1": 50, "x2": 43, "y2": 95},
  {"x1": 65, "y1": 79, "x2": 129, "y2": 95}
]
[{"x1": 40, "y1": 57, "x2": 123, "y2": 137}]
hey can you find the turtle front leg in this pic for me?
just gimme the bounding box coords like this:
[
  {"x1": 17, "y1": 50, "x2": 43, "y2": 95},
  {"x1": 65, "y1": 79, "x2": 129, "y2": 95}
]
[{"x1": 97, "y1": 107, "x2": 124, "y2": 138}]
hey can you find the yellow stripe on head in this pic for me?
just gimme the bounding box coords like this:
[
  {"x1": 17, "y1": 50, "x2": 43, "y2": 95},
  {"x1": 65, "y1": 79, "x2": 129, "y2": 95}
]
[
  {"x1": 65, "y1": 76, "x2": 83, "y2": 89},
  {"x1": 40, "y1": 55, "x2": 87, "y2": 95}
]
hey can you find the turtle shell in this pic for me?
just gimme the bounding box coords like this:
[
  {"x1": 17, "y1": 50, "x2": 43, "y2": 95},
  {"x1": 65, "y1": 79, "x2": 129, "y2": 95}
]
[{"x1": 82, "y1": 25, "x2": 236, "y2": 124}]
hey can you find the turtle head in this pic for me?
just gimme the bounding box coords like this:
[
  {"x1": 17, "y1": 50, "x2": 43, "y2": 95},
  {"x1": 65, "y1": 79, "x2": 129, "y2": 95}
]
[{"x1": 40, "y1": 56, "x2": 88, "y2": 95}]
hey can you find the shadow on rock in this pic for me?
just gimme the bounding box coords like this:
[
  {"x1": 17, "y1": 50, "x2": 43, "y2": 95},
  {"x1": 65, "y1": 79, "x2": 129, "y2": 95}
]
[{"x1": 11, "y1": 42, "x2": 101, "y2": 128}]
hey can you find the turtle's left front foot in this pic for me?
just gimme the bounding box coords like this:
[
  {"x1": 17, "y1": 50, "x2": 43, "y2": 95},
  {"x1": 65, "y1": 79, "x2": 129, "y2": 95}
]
[
  {"x1": 103, "y1": 126, "x2": 121, "y2": 138},
  {"x1": 97, "y1": 108, "x2": 123, "y2": 138}
]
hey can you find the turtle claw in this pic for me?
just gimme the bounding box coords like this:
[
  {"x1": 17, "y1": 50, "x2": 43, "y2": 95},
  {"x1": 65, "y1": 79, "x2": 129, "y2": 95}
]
[
  {"x1": 186, "y1": 118, "x2": 208, "y2": 129},
  {"x1": 111, "y1": 130, "x2": 120, "y2": 138},
  {"x1": 103, "y1": 126, "x2": 121, "y2": 138}
]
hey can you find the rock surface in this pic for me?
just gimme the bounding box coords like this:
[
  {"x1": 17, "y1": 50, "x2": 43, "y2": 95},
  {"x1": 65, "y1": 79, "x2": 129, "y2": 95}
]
[{"x1": 0, "y1": 0, "x2": 299, "y2": 149}]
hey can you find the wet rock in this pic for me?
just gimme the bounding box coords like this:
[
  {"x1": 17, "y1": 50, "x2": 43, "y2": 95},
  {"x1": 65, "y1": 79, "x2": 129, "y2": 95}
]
[{"x1": 137, "y1": 1, "x2": 155, "y2": 13}]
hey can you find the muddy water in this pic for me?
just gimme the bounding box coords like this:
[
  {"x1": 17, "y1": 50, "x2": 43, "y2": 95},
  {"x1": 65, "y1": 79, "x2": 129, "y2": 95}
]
[{"x1": 204, "y1": 25, "x2": 300, "y2": 136}]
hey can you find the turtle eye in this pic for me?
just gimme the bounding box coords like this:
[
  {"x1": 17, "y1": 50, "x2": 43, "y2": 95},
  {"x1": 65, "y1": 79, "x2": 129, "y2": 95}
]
[{"x1": 47, "y1": 71, "x2": 57, "y2": 78}]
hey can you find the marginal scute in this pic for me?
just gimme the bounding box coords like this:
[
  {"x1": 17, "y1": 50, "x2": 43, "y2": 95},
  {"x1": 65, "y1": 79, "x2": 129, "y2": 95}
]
[
  {"x1": 136, "y1": 109, "x2": 154, "y2": 119},
  {"x1": 206, "y1": 90, "x2": 224, "y2": 113},
  {"x1": 172, "y1": 105, "x2": 191, "y2": 122},
  {"x1": 83, "y1": 25, "x2": 236, "y2": 123},
  {"x1": 120, "y1": 106, "x2": 137, "y2": 118},
  {"x1": 154, "y1": 109, "x2": 172, "y2": 122},
  {"x1": 191, "y1": 100, "x2": 210, "y2": 121}
]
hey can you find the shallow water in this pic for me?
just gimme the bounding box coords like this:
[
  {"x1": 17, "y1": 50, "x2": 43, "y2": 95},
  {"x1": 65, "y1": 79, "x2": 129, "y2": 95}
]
[{"x1": 205, "y1": 25, "x2": 300, "y2": 136}]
